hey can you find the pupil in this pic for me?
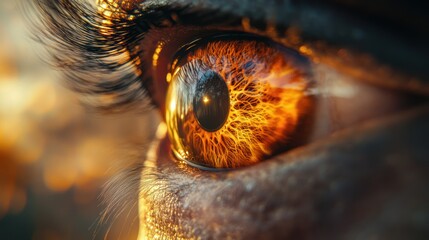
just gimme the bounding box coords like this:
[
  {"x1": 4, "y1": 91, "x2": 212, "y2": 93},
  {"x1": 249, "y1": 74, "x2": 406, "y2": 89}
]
[{"x1": 193, "y1": 70, "x2": 230, "y2": 132}]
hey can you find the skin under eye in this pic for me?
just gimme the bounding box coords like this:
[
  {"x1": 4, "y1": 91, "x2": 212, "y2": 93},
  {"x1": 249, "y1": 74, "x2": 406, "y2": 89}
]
[
  {"x1": 28, "y1": 1, "x2": 429, "y2": 239},
  {"x1": 166, "y1": 35, "x2": 312, "y2": 169}
]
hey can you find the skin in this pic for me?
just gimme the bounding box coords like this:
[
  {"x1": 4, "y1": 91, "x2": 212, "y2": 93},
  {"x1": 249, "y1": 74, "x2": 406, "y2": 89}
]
[
  {"x1": 130, "y1": 0, "x2": 429, "y2": 239},
  {"x1": 140, "y1": 106, "x2": 429, "y2": 239},
  {"x1": 30, "y1": 0, "x2": 429, "y2": 238}
]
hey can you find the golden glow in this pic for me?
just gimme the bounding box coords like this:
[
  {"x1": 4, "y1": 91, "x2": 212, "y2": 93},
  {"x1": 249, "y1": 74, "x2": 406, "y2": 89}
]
[
  {"x1": 152, "y1": 42, "x2": 164, "y2": 68},
  {"x1": 169, "y1": 99, "x2": 177, "y2": 112},
  {"x1": 166, "y1": 40, "x2": 311, "y2": 168},
  {"x1": 299, "y1": 45, "x2": 313, "y2": 56},
  {"x1": 166, "y1": 72, "x2": 172, "y2": 83},
  {"x1": 97, "y1": 0, "x2": 137, "y2": 20},
  {"x1": 138, "y1": 123, "x2": 190, "y2": 240},
  {"x1": 241, "y1": 17, "x2": 251, "y2": 32},
  {"x1": 203, "y1": 96, "x2": 210, "y2": 104}
]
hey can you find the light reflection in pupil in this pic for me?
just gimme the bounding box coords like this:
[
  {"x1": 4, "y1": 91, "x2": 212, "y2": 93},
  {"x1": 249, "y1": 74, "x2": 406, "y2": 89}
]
[{"x1": 193, "y1": 70, "x2": 230, "y2": 132}]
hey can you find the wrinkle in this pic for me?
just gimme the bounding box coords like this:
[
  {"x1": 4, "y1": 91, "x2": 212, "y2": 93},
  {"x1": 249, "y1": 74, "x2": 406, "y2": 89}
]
[{"x1": 138, "y1": 105, "x2": 429, "y2": 239}]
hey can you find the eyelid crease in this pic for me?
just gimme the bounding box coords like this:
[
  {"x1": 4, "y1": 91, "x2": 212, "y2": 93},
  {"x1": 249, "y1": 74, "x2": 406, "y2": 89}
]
[
  {"x1": 136, "y1": 2, "x2": 429, "y2": 95},
  {"x1": 143, "y1": 0, "x2": 429, "y2": 79},
  {"x1": 29, "y1": 0, "x2": 429, "y2": 113},
  {"x1": 137, "y1": 4, "x2": 429, "y2": 99}
]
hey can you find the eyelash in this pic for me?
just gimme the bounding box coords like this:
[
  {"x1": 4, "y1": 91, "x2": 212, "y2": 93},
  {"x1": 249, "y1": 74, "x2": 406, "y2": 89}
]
[
  {"x1": 28, "y1": 0, "x2": 257, "y2": 113},
  {"x1": 29, "y1": 0, "x2": 144, "y2": 111},
  {"x1": 27, "y1": 0, "x2": 292, "y2": 234}
]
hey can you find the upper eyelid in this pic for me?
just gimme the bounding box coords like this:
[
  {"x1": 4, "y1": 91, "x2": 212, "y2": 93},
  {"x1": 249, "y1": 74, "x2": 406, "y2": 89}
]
[
  {"x1": 30, "y1": 0, "x2": 429, "y2": 114},
  {"x1": 118, "y1": 0, "x2": 428, "y2": 82},
  {"x1": 117, "y1": 3, "x2": 428, "y2": 97}
]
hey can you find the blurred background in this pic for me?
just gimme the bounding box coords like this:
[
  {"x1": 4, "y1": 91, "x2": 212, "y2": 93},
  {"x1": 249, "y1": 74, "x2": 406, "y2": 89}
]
[{"x1": 0, "y1": 1, "x2": 156, "y2": 239}]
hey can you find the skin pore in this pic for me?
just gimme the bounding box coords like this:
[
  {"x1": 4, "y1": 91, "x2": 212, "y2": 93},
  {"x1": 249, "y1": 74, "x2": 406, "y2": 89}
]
[
  {"x1": 30, "y1": 0, "x2": 429, "y2": 239},
  {"x1": 137, "y1": 0, "x2": 429, "y2": 239}
]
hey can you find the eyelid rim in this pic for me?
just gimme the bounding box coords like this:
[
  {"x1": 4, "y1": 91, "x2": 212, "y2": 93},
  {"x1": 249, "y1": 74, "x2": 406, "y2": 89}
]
[
  {"x1": 168, "y1": 32, "x2": 310, "y2": 77},
  {"x1": 169, "y1": 32, "x2": 269, "y2": 71},
  {"x1": 172, "y1": 150, "x2": 232, "y2": 172},
  {"x1": 126, "y1": 1, "x2": 429, "y2": 85},
  {"x1": 139, "y1": 20, "x2": 429, "y2": 101}
]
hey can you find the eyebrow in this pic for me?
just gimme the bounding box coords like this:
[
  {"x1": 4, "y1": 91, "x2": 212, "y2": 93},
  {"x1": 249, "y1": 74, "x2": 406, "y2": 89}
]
[{"x1": 108, "y1": 0, "x2": 429, "y2": 81}]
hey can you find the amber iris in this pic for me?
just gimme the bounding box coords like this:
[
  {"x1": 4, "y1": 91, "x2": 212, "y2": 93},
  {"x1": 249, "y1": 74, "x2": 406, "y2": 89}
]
[{"x1": 166, "y1": 37, "x2": 312, "y2": 169}]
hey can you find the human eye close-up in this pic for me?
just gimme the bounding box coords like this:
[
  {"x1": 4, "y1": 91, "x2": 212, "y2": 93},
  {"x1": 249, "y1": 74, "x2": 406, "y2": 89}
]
[{"x1": 1, "y1": 0, "x2": 428, "y2": 239}]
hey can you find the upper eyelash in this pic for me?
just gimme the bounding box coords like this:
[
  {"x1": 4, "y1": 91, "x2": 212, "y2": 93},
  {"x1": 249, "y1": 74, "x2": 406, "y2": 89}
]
[
  {"x1": 26, "y1": 0, "x2": 429, "y2": 114},
  {"x1": 26, "y1": 0, "x2": 247, "y2": 112},
  {"x1": 24, "y1": 1, "x2": 261, "y2": 237},
  {"x1": 26, "y1": 0, "x2": 149, "y2": 112}
]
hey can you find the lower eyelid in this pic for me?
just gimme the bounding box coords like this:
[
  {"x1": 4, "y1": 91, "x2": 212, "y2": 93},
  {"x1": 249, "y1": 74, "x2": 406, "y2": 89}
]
[
  {"x1": 139, "y1": 105, "x2": 429, "y2": 238},
  {"x1": 142, "y1": 28, "x2": 428, "y2": 170}
]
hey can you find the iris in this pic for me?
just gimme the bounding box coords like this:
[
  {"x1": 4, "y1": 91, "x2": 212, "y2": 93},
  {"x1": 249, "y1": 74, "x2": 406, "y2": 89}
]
[{"x1": 166, "y1": 36, "x2": 311, "y2": 169}]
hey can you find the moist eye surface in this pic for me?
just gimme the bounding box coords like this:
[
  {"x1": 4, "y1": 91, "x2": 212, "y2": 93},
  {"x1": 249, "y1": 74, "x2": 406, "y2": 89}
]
[
  {"x1": 193, "y1": 69, "x2": 230, "y2": 132},
  {"x1": 166, "y1": 35, "x2": 313, "y2": 169}
]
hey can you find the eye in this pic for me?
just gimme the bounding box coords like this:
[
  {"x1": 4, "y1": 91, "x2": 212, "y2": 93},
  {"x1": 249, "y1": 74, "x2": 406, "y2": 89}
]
[
  {"x1": 149, "y1": 30, "x2": 422, "y2": 171},
  {"x1": 28, "y1": 1, "x2": 429, "y2": 238},
  {"x1": 165, "y1": 34, "x2": 312, "y2": 169}
]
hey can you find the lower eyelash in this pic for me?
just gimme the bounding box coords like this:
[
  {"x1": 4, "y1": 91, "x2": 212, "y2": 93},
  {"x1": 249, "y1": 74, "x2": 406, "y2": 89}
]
[{"x1": 95, "y1": 163, "x2": 142, "y2": 239}]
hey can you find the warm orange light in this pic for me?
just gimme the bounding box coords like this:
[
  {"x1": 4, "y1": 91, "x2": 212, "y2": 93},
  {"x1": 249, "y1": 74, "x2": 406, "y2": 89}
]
[
  {"x1": 166, "y1": 40, "x2": 312, "y2": 168},
  {"x1": 203, "y1": 96, "x2": 210, "y2": 104},
  {"x1": 152, "y1": 42, "x2": 164, "y2": 68}
]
